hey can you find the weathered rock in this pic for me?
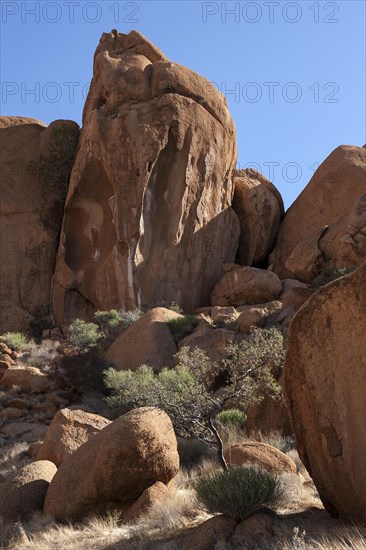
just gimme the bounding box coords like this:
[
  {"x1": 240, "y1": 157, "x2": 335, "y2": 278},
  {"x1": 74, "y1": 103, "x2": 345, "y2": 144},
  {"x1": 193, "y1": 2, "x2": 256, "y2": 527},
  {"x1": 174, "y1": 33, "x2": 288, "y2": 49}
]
[
  {"x1": 233, "y1": 169, "x2": 284, "y2": 266},
  {"x1": 233, "y1": 510, "x2": 275, "y2": 543},
  {"x1": 52, "y1": 30, "x2": 240, "y2": 323},
  {"x1": 245, "y1": 393, "x2": 292, "y2": 436},
  {"x1": 181, "y1": 516, "x2": 237, "y2": 550},
  {"x1": 211, "y1": 266, "x2": 282, "y2": 307},
  {"x1": 235, "y1": 300, "x2": 282, "y2": 333},
  {"x1": 37, "y1": 408, "x2": 111, "y2": 466},
  {"x1": 224, "y1": 441, "x2": 297, "y2": 475},
  {"x1": 1, "y1": 421, "x2": 41, "y2": 439},
  {"x1": 123, "y1": 481, "x2": 171, "y2": 523},
  {"x1": 270, "y1": 145, "x2": 366, "y2": 280},
  {"x1": 0, "y1": 407, "x2": 23, "y2": 419},
  {"x1": 211, "y1": 306, "x2": 238, "y2": 324},
  {"x1": 0, "y1": 460, "x2": 57, "y2": 519},
  {"x1": 0, "y1": 342, "x2": 12, "y2": 355},
  {"x1": 104, "y1": 307, "x2": 181, "y2": 371},
  {"x1": 285, "y1": 264, "x2": 366, "y2": 522},
  {"x1": 179, "y1": 321, "x2": 235, "y2": 364},
  {"x1": 0, "y1": 353, "x2": 16, "y2": 368},
  {"x1": 0, "y1": 116, "x2": 79, "y2": 333},
  {"x1": 44, "y1": 407, "x2": 179, "y2": 519},
  {"x1": 1, "y1": 367, "x2": 57, "y2": 393}
]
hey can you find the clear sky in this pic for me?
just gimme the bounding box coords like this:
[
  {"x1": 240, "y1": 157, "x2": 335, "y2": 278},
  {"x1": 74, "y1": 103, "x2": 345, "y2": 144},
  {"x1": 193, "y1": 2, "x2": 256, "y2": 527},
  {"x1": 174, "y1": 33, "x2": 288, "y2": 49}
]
[{"x1": 1, "y1": 0, "x2": 365, "y2": 208}]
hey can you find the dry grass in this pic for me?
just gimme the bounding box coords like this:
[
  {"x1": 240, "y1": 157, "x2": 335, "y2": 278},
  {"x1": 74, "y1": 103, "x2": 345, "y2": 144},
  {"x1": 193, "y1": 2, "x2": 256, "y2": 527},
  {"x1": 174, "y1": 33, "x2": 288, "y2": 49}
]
[
  {"x1": 1, "y1": 436, "x2": 364, "y2": 550},
  {"x1": 18, "y1": 340, "x2": 60, "y2": 371},
  {"x1": 0, "y1": 441, "x2": 31, "y2": 481}
]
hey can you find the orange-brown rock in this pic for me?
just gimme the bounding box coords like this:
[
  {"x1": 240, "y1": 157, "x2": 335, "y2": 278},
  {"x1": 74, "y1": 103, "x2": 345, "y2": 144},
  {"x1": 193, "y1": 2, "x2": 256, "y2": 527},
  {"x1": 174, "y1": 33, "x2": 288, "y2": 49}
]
[
  {"x1": 179, "y1": 320, "x2": 235, "y2": 364},
  {"x1": 104, "y1": 307, "x2": 181, "y2": 371},
  {"x1": 0, "y1": 116, "x2": 79, "y2": 333},
  {"x1": 235, "y1": 300, "x2": 282, "y2": 333},
  {"x1": 233, "y1": 169, "x2": 284, "y2": 266},
  {"x1": 245, "y1": 394, "x2": 292, "y2": 436},
  {"x1": 285, "y1": 264, "x2": 366, "y2": 523},
  {"x1": 123, "y1": 481, "x2": 170, "y2": 523},
  {"x1": 211, "y1": 266, "x2": 282, "y2": 307},
  {"x1": 270, "y1": 145, "x2": 366, "y2": 281},
  {"x1": 1, "y1": 367, "x2": 57, "y2": 393},
  {"x1": 44, "y1": 407, "x2": 179, "y2": 519},
  {"x1": 52, "y1": 30, "x2": 239, "y2": 323},
  {"x1": 224, "y1": 441, "x2": 297, "y2": 475},
  {"x1": 182, "y1": 516, "x2": 237, "y2": 550},
  {"x1": 0, "y1": 460, "x2": 57, "y2": 520},
  {"x1": 37, "y1": 408, "x2": 111, "y2": 466}
]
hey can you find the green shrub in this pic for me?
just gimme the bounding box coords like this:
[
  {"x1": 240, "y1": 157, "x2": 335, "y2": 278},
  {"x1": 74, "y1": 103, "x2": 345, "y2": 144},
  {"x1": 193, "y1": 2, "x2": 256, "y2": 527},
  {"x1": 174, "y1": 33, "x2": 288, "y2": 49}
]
[
  {"x1": 104, "y1": 328, "x2": 285, "y2": 469},
  {"x1": 119, "y1": 308, "x2": 144, "y2": 330},
  {"x1": 0, "y1": 332, "x2": 30, "y2": 352},
  {"x1": 169, "y1": 302, "x2": 183, "y2": 314},
  {"x1": 216, "y1": 409, "x2": 246, "y2": 428},
  {"x1": 68, "y1": 319, "x2": 102, "y2": 350},
  {"x1": 94, "y1": 310, "x2": 122, "y2": 331},
  {"x1": 194, "y1": 466, "x2": 277, "y2": 521},
  {"x1": 167, "y1": 314, "x2": 198, "y2": 342}
]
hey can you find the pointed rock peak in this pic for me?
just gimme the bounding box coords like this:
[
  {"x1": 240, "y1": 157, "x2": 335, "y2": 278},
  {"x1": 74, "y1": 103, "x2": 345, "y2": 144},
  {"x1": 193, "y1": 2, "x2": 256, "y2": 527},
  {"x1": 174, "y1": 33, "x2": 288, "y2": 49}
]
[{"x1": 97, "y1": 29, "x2": 168, "y2": 63}]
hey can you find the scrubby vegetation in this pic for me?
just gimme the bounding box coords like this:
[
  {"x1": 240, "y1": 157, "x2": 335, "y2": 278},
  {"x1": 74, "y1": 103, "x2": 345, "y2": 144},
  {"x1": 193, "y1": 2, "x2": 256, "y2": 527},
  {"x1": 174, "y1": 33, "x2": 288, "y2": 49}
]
[
  {"x1": 194, "y1": 465, "x2": 277, "y2": 521},
  {"x1": 68, "y1": 319, "x2": 102, "y2": 351},
  {"x1": 216, "y1": 408, "x2": 247, "y2": 428},
  {"x1": 105, "y1": 327, "x2": 285, "y2": 468},
  {"x1": 167, "y1": 314, "x2": 198, "y2": 342},
  {"x1": 0, "y1": 332, "x2": 30, "y2": 352}
]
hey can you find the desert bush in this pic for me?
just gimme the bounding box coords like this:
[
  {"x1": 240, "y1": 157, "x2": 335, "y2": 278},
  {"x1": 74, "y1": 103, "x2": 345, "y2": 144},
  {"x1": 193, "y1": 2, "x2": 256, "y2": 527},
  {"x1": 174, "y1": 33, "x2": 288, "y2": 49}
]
[
  {"x1": 167, "y1": 314, "x2": 198, "y2": 342},
  {"x1": 94, "y1": 309, "x2": 122, "y2": 332},
  {"x1": 216, "y1": 409, "x2": 247, "y2": 428},
  {"x1": 168, "y1": 302, "x2": 183, "y2": 314},
  {"x1": 0, "y1": 332, "x2": 30, "y2": 352},
  {"x1": 118, "y1": 307, "x2": 144, "y2": 329},
  {"x1": 105, "y1": 327, "x2": 285, "y2": 469},
  {"x1": 52, "y1": 349, "x2": 107, "y2": 394},
  {"x1": 68, "y1": 319, "x2": 102, "y2": 350},
  {"x1": 194, "y1": 465, "x2": 277, "y2": 521}
]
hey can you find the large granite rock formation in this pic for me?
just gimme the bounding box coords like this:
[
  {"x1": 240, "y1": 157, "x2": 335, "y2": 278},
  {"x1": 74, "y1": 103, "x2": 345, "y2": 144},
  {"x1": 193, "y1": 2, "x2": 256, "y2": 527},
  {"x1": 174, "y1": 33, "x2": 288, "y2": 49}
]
[
  {"x1": 52, "y1": 30, "x2": 239, "y2": 323},
  {"x1": 232, "y1": 168, "x2": 284, "y2": 266},
  {"x1": 285, "y1": 264, "x2": 366, "y2": 523},
  {"x1": 0, "y1": 117, "x2": 79, "y2": 333},
  {"x1": 270, "y1": 145, "x2": 366, "y2": 281}
]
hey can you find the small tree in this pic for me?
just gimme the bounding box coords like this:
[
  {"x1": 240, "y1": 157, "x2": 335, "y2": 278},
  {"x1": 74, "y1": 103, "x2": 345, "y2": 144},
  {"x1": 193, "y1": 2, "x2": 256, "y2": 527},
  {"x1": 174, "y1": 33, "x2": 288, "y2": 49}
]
[{"x1": 105, "y1": 326, "x2": 285, "y2": 470}]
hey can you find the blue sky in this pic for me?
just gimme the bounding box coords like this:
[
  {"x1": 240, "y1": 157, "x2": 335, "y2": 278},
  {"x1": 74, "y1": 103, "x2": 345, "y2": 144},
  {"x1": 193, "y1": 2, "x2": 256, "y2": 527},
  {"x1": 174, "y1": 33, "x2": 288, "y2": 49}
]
[{"x1": 1, "y1": 0, "x2": 365, "y2": 207}]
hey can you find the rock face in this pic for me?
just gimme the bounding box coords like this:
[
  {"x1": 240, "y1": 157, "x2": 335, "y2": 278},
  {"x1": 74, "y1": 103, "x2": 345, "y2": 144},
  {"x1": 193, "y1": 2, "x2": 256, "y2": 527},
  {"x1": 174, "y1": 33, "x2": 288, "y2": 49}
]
[
  {"x1": 0, "y1": 460, "x2": 57, "y2": 520},
  {"x1": 44, "y1": 407, "x2": 179, "y2": 519},
  {"x1": 235, "y1": 300, "x2": 282, "y2": 333},
  {"x1": 270, "y1": 145, "x2": 366, "y2": 281},
  {"x1": 0, "y1": 116, "x2": 79, "y2": 333},
  {"x1": 122, "y1": 481, "x2": 170, "y2": 522},
  {"x1": 233, "y1": 169, "x2": 284, "y2": 266},
  {"x1": 37, "y1": 408, "x2": 111, "y2": 466},
  {"x1": 1, "y1": 367, "x2": 57, "y2": 393},
  {"x1": 52, "y1": 30, "x2": 239, "y2": 323},
  {"x1": 285, "y1": 264, "x2": 366, "y2": 522},
  {"x1": 224, "y1": 441, "x2": 297, "y2": 475},
  {"x1": 211, "y1": 266, "x2": 282, "y2": 307},
  {"x1": 104, "y1": 307, "x2": 181, "y2": 371}
]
